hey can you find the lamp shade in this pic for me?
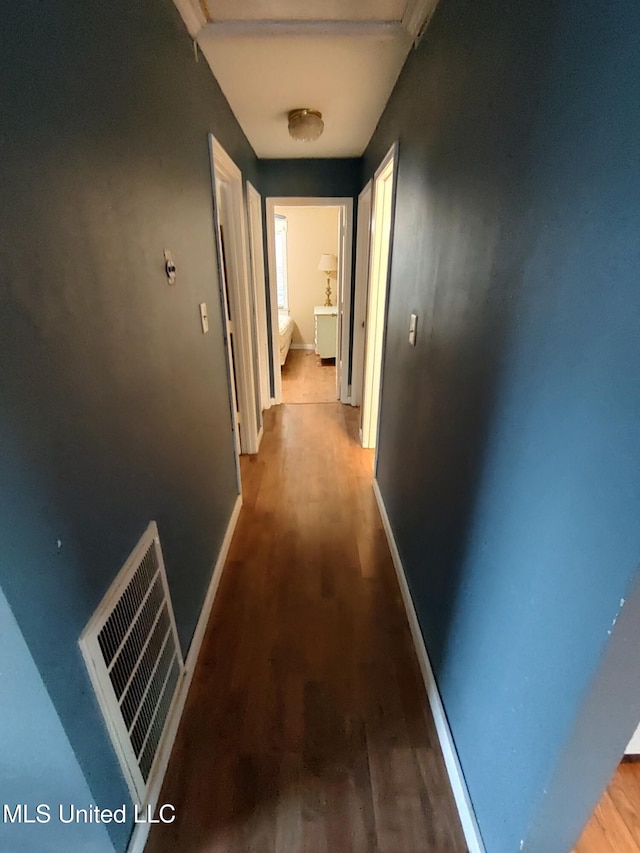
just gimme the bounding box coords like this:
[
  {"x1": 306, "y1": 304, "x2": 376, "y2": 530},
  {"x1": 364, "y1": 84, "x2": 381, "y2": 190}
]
[{"x1": 318, "y1": 253, "x2": 337, "y2": 273}]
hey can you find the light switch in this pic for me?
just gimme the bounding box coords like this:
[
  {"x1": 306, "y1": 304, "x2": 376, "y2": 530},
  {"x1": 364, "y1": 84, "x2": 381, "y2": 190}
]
[
  {"x1": 409, "y1": 312, "x2": 418, "y2": 346},
  {"x1": 199, "y1": 302, "x2": 209, "y2": 334}
]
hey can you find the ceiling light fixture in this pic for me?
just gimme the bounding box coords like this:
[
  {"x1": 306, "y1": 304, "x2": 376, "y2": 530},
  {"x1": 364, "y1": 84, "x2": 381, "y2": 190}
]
[{"x1": 287, "y1": 109, "x2": 324, "y2": 143}]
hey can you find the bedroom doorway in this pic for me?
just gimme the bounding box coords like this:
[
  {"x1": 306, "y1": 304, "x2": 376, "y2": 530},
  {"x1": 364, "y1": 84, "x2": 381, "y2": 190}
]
[{"x1": 265, "y1": 197, "x2": 354, "y2": 407}]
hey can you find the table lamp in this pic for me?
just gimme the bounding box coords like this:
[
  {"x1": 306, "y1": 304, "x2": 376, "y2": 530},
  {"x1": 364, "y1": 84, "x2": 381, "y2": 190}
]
[{"x1": 318, "y1": 254, "x2": 338, "y2": 307}]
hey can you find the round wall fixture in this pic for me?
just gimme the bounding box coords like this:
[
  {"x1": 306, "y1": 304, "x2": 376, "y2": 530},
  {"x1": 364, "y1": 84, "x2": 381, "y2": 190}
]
[{"x1": 287, "y1": 109, "x2": 324, "y2": 142}]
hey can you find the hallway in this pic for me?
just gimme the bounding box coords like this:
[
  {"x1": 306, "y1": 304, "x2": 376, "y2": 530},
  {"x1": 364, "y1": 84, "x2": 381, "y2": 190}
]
[
  {"x1": 281, "y1": 350, "x2": 337, "y2": 405},
  {"x1": 146, "y1": 403, "x2": 467, "y2": 852}
]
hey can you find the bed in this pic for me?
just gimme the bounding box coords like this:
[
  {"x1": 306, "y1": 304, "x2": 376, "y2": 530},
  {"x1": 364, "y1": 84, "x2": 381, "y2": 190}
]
[{"x1": 278, "y1": 311, "x2": 295, "y2": 366}]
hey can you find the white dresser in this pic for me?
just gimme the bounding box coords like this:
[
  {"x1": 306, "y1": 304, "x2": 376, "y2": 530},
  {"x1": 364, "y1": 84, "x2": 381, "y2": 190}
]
[{"x1": 314, "y1": 306, "x2": 338, "y2": 358}]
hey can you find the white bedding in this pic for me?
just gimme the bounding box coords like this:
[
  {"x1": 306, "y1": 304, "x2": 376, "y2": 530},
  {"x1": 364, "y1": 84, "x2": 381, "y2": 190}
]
[{"x1": 278, "y1": 311, "x2": 295, "y2": 366}]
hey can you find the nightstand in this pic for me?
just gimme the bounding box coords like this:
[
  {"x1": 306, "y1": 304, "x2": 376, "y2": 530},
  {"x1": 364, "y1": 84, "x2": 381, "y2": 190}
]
[{"x1": 314, "y1": 306, "x2": 338, "y2": 358}]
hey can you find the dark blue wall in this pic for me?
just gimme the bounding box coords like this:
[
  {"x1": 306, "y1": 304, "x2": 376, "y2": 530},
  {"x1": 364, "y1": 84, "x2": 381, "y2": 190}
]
[
  {"x1": 258, "y1": 158, "x2": 361, "y2": 199},
  {"x1": 363, "y1": 0, "x2": 640, "y2": 850},
  {"x1": 0, "y1": 0, "x2": 257, "y2": 848},
  {"x1": 0, "y1": 589, "x2": 113, "y2": 852}
]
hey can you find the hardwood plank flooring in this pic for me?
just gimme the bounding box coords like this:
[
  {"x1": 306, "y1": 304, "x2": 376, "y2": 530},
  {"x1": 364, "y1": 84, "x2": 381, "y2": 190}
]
[
  {"x1": 573, "y1": 763, "x2": 640, "y2": 853},
  {"x1": 281, "y1": 349, "x2": 337, "y2": 404},
  {"x1": 146, "y1": 403, "x2": 467, "y2": 853}
]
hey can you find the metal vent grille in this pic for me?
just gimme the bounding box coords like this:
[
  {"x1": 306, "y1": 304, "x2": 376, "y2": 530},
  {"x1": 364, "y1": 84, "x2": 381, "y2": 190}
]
[{"x1": 80, "y1": 522, "x2": 184, "y2": 801}]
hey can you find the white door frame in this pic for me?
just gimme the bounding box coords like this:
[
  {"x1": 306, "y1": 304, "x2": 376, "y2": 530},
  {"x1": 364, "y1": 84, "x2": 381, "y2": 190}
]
[
  {"x1": 246, "y1": 181, "x2": 271, "y2": 425},
  {"x1": 209, "y1": 135, "x2": 259, "y2": 456},
  {"x1": 361, "y1": 143, "x2": 398, "y2": 459},
  {"x1": 351, "y1": 180, "x2": 373, "y2": 408},
  {"x1": 265, "y1": 197, "x2": 354, "y2": 406},
  {"x1": 207, "y1": 145, "x2": 241, "y2": 492}
]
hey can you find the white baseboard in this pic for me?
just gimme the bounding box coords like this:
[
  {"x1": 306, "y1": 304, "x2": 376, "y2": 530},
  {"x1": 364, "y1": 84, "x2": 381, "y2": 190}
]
[
  {"x1": 372, "y1": 480, "x2": 485, "y2": 853},
  {"x1": 290, "y1": 343, "x2": 315, "y2": 350},
  {"x1": 127, "y1": 493, "x2": 243, "y2": 853},
  {"x1": 184, "y1": 493, "x2": 243, "y2": 674}
]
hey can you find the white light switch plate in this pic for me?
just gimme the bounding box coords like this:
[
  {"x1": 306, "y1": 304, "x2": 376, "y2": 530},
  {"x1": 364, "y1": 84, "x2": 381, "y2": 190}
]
[
  {"x1": 409, "y1": 312, "x2": 418, "y2": 346},
  {"x1": 199, "y1": 302, "x2": 209, "y2": 334}
]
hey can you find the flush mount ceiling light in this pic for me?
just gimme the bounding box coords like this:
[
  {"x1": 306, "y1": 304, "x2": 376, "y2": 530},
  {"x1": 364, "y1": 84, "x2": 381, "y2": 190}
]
[{"x1": 287, "y1": 109, "x2": 324, "y2": 143}]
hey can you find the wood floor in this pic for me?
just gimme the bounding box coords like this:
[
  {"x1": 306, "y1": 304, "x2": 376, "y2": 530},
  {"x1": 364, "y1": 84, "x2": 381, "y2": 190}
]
[
  {"x1": 281, "y1": 349, "x2": 337, "y2": 404},
  {"x1": 146, "y1": 403, "x2": 467, "y2": 853},
  {"x1": 573, "y1": 762, "x2": 640, "y2": 853}
]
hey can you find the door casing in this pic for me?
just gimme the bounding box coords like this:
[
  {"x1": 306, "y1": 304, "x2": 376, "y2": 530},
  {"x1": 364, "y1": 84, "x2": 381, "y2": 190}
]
[
  {"x1": 360, "y1": 143, "x2": 398, "y2": 463},
  {"x1": 351, "y1": 180, "x2": 373, "y2": 409},
  {"x1": 246, "y1": 181, "x2": 271, "y2": 439},
  {"x1": 209, "y1": 135, "x2": 260, "y2": 459}
]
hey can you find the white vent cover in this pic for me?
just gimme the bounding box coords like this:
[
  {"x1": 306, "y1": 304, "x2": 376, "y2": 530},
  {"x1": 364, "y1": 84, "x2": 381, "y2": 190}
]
[{"x1": 80, "y1": 522, "x2": 184, "y2": 802}]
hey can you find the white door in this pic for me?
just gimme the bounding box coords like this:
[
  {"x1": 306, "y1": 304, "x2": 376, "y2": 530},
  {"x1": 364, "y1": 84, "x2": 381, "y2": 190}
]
[
  {"x1": 246, "y1": 182, "x2": 271, "y2": 419},
  {"x1": 351, "y1": 181, "x2": 373, "y2": 409},
  {"x1": 361, "y1": 146, "x2": 397, "y2": 451},
  {"x1": 336, "y1": 203, "x2": 354, "y2": 404},
  {"x1": 212, "y1": 178, "x2": 242, "y2": 491},
  {"x1": 336, "y1": 208, "x2": 345, "y2": 401},
  {"x1": 209, "y1": 135, "x2": 259, "y2": 456}
]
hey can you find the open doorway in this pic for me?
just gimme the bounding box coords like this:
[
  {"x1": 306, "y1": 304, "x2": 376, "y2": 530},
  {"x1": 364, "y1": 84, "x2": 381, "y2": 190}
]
[
  {"x1": 265, "y1": 197, "x2": 353, "y2": 407},
  {"x1": 274, "y1": 204, "x2": 339, "y2": 404}
]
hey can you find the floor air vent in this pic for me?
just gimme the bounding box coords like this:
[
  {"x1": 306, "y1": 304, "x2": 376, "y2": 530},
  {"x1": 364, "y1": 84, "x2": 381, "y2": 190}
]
[{"x1": 80, "y1": 522, "x2": 184, "y2": 802}]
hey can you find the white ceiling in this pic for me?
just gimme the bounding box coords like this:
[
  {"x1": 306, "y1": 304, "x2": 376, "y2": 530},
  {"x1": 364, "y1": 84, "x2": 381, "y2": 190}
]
[{"x1": 173, "y1": 0, "x2": 438, "y2": 159}]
